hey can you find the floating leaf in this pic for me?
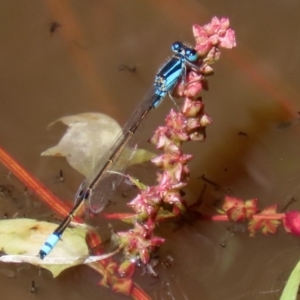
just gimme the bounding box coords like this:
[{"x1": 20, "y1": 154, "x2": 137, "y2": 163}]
[
  {"x1": 0, "y1": 218, "x2": 88, "y2": 277},
  {"x1": 0, "y1": 219, "x2": 121, "y2": 277},
  {"x1": 42, "y1": 113, "x2": 121, "y2": 176},
  {"x1": 42, "y1": 112, "x2": 155, "y2": 176}
]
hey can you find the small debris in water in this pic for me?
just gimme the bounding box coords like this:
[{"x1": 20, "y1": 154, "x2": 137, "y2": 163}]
[
  {"x1": 51, "y1": 169, "x2": 65, "y2": 183},
  {"x1": 162, "y1": 255, "x2": 174, "y2": 269},
  {"x1": 30, "y1": 280, "x2": 36, "y2": 293},
  {"x1": 50, "y1": 22, "x2": 61, "y2": 35},
  {"x1": 12, "y1": 212, "x2": 19, "y2": 218},
  {"x1": 281, "y1": 197, "x2": 297, "y2": 212},
  {"x1": 199, "y1": 174, "x2": 220, "y2": 190},
  {"x1": 191, "y1": 184, "x2": 206, "y2": 208},
  {"x1": 59, "y1": 169, "x2": 64, "y2": 182},
  {"x1": 220, "y1": 227, "x2": 235, "y2": 248},
  {"x1": 118, "y1": 64, "x2": 136, "y2": 73},
  {"x1": 238, "y1": 131, "x2": 248, "y2": 137},
  {"x1": 277, "y1": 117, "x2": 300, "y2": 129},
  {"x1": 0, "y1": 184, "x2": 14, "y2": 197},
  {"x1": 23, "y1": 186, "x2": 28, "y2": 195}
]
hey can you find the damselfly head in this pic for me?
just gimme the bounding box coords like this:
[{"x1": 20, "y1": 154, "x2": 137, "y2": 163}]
[{"x1": 172, "y1": 41, "x2": 198, "y2": 62}]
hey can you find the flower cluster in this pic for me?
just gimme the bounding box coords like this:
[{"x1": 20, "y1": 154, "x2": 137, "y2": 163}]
[
  {"x1": 193, "y1": 16, "x2": 236, "y2": 57},
  {"x1": 104, "y1": 17, "x2": 236, "y2": 288},
  {"x1": 284, "y1": 211, "x2": 300, "y2": 236},
  {"x1": 214, "y1": 196, "x2": 300, "y2": 238}
]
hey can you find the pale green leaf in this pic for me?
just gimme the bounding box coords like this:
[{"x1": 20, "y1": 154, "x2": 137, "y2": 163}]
[
  {"x1": 0, "y1": 218, "x2": 88, "y2": 277},
  {"x1": 42, "y1": 112, "x2": 155, "y2": 177},
  {"x1": 0, "y1": 219, "x2": 120, "y2": 277},
  {"x1": 41, "y1": 112, "x2": 121, "y2": 176},
  {"x1": 130, "y1": 149, "x2": 156, "y2": 166},
  {"x1": 280, "y1": 259, "x2": 300, "y2": 300}
]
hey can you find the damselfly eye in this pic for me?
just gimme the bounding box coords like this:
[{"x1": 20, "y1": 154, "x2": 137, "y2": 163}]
[
  {"x1": 185, "y1": 48, "x2": 198, "y2": 62},
  {"x1": 171, "y1": 41, "x2": 183, "y2": 54}
]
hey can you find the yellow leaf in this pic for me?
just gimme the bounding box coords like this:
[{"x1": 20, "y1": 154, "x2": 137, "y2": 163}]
[
  {"x1": 0, "y1": 219, "x2": 88, "y2": 277},
  {"x1": 42, "y1": 113, "x2": 156, "y2": 177}
]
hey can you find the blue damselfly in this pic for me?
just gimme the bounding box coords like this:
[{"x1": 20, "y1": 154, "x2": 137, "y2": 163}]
[{"x1": 38, "y1": 41, "x2": 199, "y2": 259}]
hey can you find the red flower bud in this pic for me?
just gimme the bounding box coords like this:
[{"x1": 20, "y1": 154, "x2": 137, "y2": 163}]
[{"x1": 284, "y1": 211, "x2": 300, "y2": 236}]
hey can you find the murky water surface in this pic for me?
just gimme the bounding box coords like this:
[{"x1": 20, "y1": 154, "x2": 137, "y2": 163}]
[{"x1": 0, "y1": 1, "x2": 300, "y2": 299}]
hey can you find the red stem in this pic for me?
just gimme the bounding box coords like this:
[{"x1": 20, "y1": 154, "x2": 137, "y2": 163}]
[
  {"x1": 201, "y1": 213, "x2": 285, "y2": 221},
  {"x1": 253, "y1": 213, "x2": 285, "y2": 220},
  {"x1": 104, "y1": 213, "x2": 135, "y2": 219},
  {"x1": 0, "y1": 146, "x2": 82, "y2": 222}
]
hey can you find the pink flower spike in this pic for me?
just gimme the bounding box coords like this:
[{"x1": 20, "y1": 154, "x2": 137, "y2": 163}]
[
  {"x1": 203, "y1": 17, "x2": 222, "y2": 36},
  {"x1": 189, "y1": 131, "x2": 206, "y2": 141},
  {"x1": 219, "y1": 28, "x2": 236, "y2": 49},
  {"x1": 284, "y1": 211, "x2": 300, "y2": 236},
  {"x1": 200, "y1": 64, "x2": 214, "y2": 75},
  {"x1": 182, "y1": 98, "x2": 203, "y2": 117},
  {"x1": 150, "y1": 236, "x2": 165, "y2": 246},
  {"x1": 153, "y1": 152, "x2": 192, "y2": 170},
  {"x1": 118, "y1": 260, "x2": 136, "y2": 278},
  {"x1": 112, "y1": 19, "x2": 237, "y2": 275},
  {"x1": 194, "y1": 17, "x2": 236, "y2": 57},
  {"x1": 223, "y1": 196, "x2": 244, "y2": 211},
  {"x1": 206, "y1": 47, "x2": 221, "y2": 63},
  {"x1": 187, "y1": 118, "x2": 201, "y2": 130},
  {"x1": 222, "y1": 196, "x2": 248, "y2": 222},
  {"x1": 193, "y1": 23, "x2": 207, "y2": 39},
  {"x1": 165, "y1": 110, "x2": 186, "y2": 131},
  {"x1": 204, "y1": 17, "x2": 230, "y2": 36},
  {"x1": 151, "y1": 155, "x2": 164, "y2": 167},
  {"x1": 150, "y1": 126, "x2": 169, "y2": 147},
  {"x1": 183, "y1": 71, "x2": 203, "y2": 97},
  {"x1": 199, "y1": 114, "x2": 212, "y2": 127},
  {"x1": 163, "y1": 190, "x2": 182, "y2": 205},
  {"x1": 218, "y1": 17, "x2": 230, "y2": 33},
  {"x1": 193, "y1": 24, "x2": 212, "y2": 56}
]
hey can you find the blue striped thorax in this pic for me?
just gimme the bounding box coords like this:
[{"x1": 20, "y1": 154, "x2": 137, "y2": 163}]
[{"x1": 153, "y1": 41, "x2": 198, "y2": 107}]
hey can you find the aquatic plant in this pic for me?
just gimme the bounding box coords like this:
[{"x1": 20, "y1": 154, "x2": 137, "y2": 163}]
[
  {"x1": 103, "y1": 17, "x2": 237, "y2": 287},
  {"x1": 2, "y1": 14, "x2": 300, "y2": 299}
]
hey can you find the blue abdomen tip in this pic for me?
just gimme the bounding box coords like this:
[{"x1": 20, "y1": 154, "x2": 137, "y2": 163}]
[{"x1": 39, "y1": 234, "x2": 60, "y2": 258}]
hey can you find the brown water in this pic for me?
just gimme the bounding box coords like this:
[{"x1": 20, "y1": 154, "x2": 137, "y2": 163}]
[{"x1": 1, "y1": 0, "x2": 300, "y2": 299}]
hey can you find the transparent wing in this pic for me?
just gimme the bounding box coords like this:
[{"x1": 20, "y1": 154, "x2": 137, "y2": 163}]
[{"x1": 74, "y1": 89, "x2": 161, "y2": 213}]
